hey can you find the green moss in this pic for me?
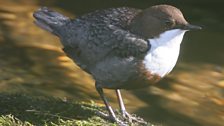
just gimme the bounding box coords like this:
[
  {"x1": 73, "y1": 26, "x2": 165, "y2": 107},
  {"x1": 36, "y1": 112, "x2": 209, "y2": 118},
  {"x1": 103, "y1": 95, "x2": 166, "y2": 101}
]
[
  {"x1": 0, "y1": 93, "x2": 154, "y2": 126},
  {"x1": 0, "y1": 114, "x2": 33, "y2": 126}
]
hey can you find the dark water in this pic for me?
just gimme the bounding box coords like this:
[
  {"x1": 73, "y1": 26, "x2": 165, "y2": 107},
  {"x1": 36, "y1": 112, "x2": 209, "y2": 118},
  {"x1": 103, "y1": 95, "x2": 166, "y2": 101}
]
[{"x1": 0, "y1": 0, "x2": 224, "y2": 126}]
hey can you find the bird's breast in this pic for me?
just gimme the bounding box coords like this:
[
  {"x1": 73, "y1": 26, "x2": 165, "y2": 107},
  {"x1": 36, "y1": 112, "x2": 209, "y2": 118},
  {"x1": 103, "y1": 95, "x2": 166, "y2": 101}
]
[
  {"x1": 143, "y1": 45, "x2": 180, "y2": 77},
  {"x1": 143, "y1": 29, "x2": 185, "y2": 77}
]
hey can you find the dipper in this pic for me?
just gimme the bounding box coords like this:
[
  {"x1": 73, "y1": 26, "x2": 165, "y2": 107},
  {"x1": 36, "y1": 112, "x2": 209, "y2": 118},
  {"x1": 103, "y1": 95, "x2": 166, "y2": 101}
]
[{"x1": 33, "y1": 5, "x2": 201, "y2": 123}]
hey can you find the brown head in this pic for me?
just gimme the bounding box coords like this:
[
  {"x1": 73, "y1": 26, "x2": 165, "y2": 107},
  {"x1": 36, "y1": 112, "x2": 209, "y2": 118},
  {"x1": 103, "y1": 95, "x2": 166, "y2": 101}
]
[{"x1": 128, "y1": 5, "x2": 201, "y2": 38}]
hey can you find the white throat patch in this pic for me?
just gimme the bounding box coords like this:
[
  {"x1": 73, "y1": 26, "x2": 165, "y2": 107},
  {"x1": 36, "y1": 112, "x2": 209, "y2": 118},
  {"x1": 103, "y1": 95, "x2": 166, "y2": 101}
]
[{"x1": 143, "y1": 29, "x2": 186, "y2": 77}]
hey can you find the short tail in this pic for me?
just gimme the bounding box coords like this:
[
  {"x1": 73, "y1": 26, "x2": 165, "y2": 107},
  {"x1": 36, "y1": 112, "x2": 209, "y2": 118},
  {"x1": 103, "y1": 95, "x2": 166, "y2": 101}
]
[{"x1": 33, "y1": 7, "x2": 69, "y2": 35}]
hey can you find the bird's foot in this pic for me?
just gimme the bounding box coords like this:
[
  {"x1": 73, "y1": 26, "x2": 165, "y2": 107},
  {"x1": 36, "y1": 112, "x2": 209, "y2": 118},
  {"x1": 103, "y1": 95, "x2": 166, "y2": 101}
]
[
  {"x1": 95, "y1": 111, "x2": 128, "y2": 126},
  {"x1": 121, "y1": 110, "x2": 147, "y2": 125}
]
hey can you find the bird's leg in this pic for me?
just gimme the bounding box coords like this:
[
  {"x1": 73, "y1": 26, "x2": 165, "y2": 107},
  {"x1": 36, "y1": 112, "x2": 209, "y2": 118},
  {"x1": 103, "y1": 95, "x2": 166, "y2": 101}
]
[
  {"x1": 116, "y1": 89, "x2": 129, "y2": 118},
  {"x1": 95, "y1": 83, "x2": 118, "y2": 122},
  {"x1": 116, "y1": 89, "x2": 147, "y2": 124},
  {"x1": 116, "y1": 89, "x2": 132, "y2": 120}
]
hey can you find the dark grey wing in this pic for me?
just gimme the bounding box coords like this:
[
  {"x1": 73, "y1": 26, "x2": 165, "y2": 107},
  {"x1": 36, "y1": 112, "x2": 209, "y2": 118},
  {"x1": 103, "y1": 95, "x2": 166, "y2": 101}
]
[
  {"x1": 62, "y1": 24, "x2": 150, "y2": 63},
  {"x1": 62, "y1": 23, "x2": 150, "y2": 73},
  {"x1": 108, "y1": 25, "x2": 150, "y2": 58}
]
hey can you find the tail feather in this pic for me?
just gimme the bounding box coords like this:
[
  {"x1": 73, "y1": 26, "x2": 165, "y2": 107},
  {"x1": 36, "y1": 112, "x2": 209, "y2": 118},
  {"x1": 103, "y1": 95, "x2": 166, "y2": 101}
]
[{"x1": 33, "y1": 7, "x2": 69, "y2": 35}]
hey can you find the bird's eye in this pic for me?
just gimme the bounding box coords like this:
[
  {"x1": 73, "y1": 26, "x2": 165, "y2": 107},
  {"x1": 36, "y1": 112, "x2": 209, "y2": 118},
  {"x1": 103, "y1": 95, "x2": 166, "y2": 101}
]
[{"x1": 165, "y1": 19, "x2": 174, "y2": 27}]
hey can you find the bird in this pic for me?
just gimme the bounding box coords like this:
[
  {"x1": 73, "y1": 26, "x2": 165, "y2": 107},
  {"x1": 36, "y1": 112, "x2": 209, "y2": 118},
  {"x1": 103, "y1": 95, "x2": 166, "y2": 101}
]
[{"x1": 33, "y1": 4, "x2": 201, "y2": 124}]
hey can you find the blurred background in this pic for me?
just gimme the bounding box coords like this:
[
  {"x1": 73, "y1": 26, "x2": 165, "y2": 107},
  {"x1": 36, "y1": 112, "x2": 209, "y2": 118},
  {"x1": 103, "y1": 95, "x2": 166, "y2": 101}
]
[{"x1": 0, "y1": 0, "x2": 224, "y2": 126}]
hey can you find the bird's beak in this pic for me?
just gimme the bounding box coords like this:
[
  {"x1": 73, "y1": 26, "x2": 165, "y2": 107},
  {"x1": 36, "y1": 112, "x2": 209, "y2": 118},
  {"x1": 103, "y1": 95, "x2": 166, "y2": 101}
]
[{"x1": 183, "y1": 24, "x2": 202, "y2": 30}]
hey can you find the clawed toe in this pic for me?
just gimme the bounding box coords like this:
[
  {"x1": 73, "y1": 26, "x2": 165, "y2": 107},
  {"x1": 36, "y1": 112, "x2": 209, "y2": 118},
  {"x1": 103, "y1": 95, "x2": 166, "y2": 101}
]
[
  {"x1": 95, "y1": 110, "x2": 128, "y2": 125},
  {"x1": 121, "y1": 111, "x2": 147, "y2": 125}
]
